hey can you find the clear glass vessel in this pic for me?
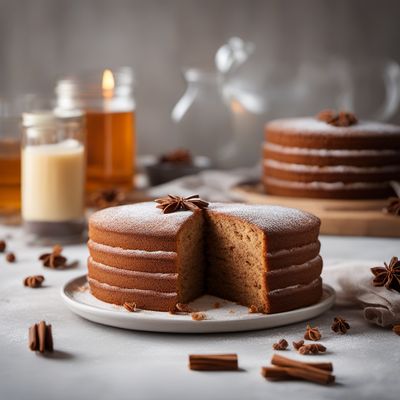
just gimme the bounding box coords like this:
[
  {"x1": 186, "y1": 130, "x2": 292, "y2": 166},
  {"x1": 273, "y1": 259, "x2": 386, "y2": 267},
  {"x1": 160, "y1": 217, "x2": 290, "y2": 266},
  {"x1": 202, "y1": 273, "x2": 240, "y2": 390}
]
[{"x1": 21, "y1": 110, "x2": 86, "y2": 244}]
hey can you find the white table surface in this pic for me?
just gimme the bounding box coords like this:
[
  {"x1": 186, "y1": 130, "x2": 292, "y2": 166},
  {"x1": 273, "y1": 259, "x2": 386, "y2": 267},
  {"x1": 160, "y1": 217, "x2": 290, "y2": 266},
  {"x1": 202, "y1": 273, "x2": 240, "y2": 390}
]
[{"x1": 0, "y1": 225, "x2": 399, "y2": 400}]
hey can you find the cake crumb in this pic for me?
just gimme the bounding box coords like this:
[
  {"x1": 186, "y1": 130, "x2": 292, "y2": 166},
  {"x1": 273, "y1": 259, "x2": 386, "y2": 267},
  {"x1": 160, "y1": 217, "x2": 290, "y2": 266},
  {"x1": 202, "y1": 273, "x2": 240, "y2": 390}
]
[
  {"x1": 74, "y1": 283, "x2": 89, "y2": 293},
  {"x1": 248, "y1": 305, "x2": 258, "y2": 313},
  {"x1": 175, "y1": 303, "x2": 192, "y2": 313},
  {"x1": 6, "y1": 252, "x2": 16, "y2": 263},
  {"x1": 213, "y1": 302, "x2": 221, "y2": 309},
  {"x1": 191, "y1": 312, "x2": 206, "y2": 321},
  {"x1": 229, "y1": 310, "x2": 236, "y2": 314},
  {"x1": 123, "y1": 302, "x2": 137, "y2": 312}
]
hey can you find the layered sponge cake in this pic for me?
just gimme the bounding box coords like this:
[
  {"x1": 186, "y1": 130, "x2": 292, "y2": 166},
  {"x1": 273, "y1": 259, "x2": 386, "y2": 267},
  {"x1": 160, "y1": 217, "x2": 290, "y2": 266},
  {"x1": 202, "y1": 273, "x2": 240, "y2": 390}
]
[
  {"x1": 88, "y1": 201, "x2": 322, "y2": 313},
  {"x1": 263, "y1": 114, "x2": 400, "y2": 199}
]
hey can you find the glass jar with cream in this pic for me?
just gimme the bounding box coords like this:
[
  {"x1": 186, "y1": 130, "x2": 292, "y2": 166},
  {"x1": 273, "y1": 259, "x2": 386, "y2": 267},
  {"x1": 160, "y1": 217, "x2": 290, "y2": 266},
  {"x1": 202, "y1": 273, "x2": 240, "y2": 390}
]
[{"x1": 21, "y1": 110, "x2": 86, "y2": 244}]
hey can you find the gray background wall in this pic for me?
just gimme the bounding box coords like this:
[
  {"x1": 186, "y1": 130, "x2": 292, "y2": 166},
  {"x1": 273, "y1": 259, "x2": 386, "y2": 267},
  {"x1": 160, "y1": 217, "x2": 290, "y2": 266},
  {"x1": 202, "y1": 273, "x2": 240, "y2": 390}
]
[{"x1": 1, "y1": 0, "x2": 400, "y2": 166}]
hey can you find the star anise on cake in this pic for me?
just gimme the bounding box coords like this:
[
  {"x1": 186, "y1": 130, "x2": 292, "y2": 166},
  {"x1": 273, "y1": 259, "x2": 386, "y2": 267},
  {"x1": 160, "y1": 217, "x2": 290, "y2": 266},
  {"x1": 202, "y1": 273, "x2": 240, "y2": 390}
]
[
  {"x1": 371, "y1": 257, "x2": 400, "y2": 293},
  {"x1": 155, "y1": 194, "x2": 209, "y2": 214},
  {"x1": 316, "y1": 109, "x2": 358, "y2": 127},
  {"x1": 39, "y1": 245, "x2": 68, "y2": 269}
]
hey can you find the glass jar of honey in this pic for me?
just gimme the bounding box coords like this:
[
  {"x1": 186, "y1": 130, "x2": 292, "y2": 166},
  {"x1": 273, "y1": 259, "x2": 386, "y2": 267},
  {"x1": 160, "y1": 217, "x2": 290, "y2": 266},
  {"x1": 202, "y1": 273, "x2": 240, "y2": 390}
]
[{"x1": 55, "y1": 67, "x2": 136, "y2": 193}]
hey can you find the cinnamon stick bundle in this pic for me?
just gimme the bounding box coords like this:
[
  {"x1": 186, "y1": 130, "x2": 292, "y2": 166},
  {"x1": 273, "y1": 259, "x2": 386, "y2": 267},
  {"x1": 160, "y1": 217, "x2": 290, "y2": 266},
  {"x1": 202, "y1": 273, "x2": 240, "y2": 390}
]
[
  {"x1": 189, "y1": 354, "x2": 238, "y2": 371},
  {"x1": 272, "y1": 354, "x2": 333, "y2": 372},
  {"x1": 261, "y1": 354, "x2": 335, "y2": 385}
]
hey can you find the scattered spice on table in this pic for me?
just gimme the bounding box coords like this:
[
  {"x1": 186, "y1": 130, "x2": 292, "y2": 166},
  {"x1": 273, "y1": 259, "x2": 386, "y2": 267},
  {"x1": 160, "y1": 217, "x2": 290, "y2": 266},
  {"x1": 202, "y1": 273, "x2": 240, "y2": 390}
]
[
  {"x1": 331, "y1": 316, "x2": 350, "y2": 334},
  {"x1": 23, "y1": 275, "x2": 45, "y2": 288},
  {"x1": 272, "y1": 339, "x2": 288, "y2": 351},
  {"x1": 304, "y1": 324, "x2": 322, "y2": 341},
  {"x1": 189, "y1": 354, "x2": 238, "y2": 371},
  {"x1": 39, "y1": 245, "x2": 68, "y2": 269},
  {"x1": 6, "y1": 252, "x2": 16, "y2": 263},
  {"x1": 29, "y1": 321, "x2": 53, "y2": 353}
]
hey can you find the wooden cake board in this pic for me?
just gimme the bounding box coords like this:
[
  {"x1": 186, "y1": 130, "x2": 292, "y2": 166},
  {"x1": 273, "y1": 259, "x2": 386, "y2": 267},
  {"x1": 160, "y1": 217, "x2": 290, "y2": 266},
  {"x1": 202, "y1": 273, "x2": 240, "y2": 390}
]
[{"x1": 232, "y1": 183, "x2": 400, "y2": 238}]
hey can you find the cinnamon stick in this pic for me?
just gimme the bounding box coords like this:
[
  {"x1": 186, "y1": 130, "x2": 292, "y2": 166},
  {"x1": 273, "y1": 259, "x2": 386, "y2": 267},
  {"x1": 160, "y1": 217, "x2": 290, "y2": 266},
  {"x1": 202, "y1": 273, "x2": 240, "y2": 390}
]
[
  {"x1": 189, "y1": 354, "x2": 238, "y2": 371},
  {"x1": 262, "y1": 366, "x2": 335, "y2": 385},
  {"x1": 272, "y1": 353, "x2": 333, "y2": 372}
]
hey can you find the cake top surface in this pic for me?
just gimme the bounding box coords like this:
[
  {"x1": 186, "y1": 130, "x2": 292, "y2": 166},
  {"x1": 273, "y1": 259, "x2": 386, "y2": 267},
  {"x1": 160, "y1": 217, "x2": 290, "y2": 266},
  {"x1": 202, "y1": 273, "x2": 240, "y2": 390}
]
[
  {"x1": 90, "y1": 201, "x2": 320, "y2": 237},
  {"x1": 266, "y1": 117, "x2": 400, "y2": 136},
  {"x1": 208, "y1": 203, "x2": 320, "y2": 236},
  {"x1": 90, "y1": 202, "x2": 196, "y2": 236}
]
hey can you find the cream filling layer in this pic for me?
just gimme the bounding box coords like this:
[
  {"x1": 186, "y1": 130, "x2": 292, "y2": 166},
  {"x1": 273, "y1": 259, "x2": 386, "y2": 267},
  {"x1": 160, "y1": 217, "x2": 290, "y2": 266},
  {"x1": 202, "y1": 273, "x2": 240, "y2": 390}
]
[
  {"x1": 269, "y1": 277, "x2": 321, "y2": 296},
  {"x1": 264, "y1": 176, "x2": 389, "y2": 190},
  {"x1": 264, "y1": 142, "x2": 400, "y2": 157},
  {"x1": 89, "y1": 257, "x2": 178, "y2": 279},
  {"x1": 88, "y1": 276, "x2": 178, "y2": 297},
  {"x1": 88, "y1": 240, "x2": 176, "y2": 260},
  {"x1": 264, "y1": 159, "x2": 400, "y2": 173}
]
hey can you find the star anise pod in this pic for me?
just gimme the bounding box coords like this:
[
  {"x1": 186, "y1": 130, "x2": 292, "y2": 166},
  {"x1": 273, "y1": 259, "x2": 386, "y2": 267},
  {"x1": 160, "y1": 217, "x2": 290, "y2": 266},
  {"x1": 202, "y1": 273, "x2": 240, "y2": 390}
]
[
  {"x1": 39, "y1": 245, "x2": 68, "y2": 269},
  {"x1": 24, "y1": 275, "x2": 45, "y2": 288},
  {"x1": 90, "y1": 188, "x2": 127, "y2": 210},
  {"x1": 304, "y1": 324, "x2": 322, "y2": 341},
  {"x1": 292, "y1": 340, "x2": 305, "y2": 350},
  {"x1": 331, "y1": 316, "x2": 350, "y2": 334},
  {"x1": 272, "y1": 339, "x2": 288, "y2": 351},
  {"x1": 155, "y1": 194, "x2": 209, "y2": 214},
  {"x1": 384, "y1": 197, "x2": 400, "y2": 216},
  {"x1": 298, "y1": 343, "x2": 326, "y2": 355},
  {"x1": 371, "y1": 257, "x2": 400, "y2": 293},
  {"x1": 159, "y1": 148, "x2": 193, "y2": 164},
  {"x1": 316, "y1": 109, "x2": 358, "y2": 127}
]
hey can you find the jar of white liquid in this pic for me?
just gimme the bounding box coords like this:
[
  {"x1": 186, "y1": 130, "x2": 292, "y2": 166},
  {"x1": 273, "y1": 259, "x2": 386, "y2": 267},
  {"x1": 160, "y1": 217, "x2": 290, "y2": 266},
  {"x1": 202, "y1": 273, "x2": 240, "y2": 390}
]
[{"x1": 22, "y1": 111, "x2": 86, "y2": 244}]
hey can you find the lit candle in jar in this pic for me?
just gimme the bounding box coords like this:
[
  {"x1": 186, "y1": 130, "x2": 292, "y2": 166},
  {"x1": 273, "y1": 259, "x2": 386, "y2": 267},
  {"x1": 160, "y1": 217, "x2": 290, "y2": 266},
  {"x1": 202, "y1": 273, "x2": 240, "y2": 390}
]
[{"x1": 55, "y1": 68, "x2": 136, "y2": 193}]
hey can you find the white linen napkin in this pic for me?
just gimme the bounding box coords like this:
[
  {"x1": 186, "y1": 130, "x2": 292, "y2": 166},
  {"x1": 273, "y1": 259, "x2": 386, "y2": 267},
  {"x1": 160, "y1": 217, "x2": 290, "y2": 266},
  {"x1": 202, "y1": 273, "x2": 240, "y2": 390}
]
[{"x1": 323, "y1": 260, "x2": 400, "y2": 327}]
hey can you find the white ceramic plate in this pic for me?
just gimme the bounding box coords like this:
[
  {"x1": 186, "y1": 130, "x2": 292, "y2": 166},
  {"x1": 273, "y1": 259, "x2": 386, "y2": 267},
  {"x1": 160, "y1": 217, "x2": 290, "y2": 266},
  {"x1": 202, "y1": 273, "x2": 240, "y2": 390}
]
[{"x1": 61, "y1": 275, "x2": 335, "y2": 333}]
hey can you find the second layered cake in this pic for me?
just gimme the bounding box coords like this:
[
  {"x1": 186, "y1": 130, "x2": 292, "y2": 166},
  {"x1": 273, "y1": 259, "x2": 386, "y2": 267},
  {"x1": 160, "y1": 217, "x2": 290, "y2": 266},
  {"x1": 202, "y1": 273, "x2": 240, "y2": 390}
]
[{"x1": 263, "y1": 115, "x2": 400, "y2": 198}]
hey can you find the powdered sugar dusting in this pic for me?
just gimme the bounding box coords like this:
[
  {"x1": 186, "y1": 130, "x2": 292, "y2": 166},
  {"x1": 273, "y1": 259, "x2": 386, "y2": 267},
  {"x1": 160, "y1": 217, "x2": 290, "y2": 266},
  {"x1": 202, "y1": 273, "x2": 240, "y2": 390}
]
[
  {"x1": 267, "y1": 117, "x2": 400, "y2": 136},
  {"x1": 90, "y1": 202, "x2": 196, "y2": 236},
  {"x1": 208, "y1": 203, "x2": 320, "y2": 236}
]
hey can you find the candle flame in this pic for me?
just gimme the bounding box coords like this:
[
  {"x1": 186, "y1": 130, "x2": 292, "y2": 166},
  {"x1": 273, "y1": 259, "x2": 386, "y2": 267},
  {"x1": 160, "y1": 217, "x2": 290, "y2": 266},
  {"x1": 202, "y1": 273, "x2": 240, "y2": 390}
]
[{"x1": 102, "y1": 69, "x2": 114, "y2": 98}]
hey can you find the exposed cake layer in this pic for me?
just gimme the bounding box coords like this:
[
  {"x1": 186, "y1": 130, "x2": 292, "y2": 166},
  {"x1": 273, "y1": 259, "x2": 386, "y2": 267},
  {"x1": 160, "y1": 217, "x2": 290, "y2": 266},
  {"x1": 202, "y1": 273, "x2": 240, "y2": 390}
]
[
  {"x1": 265, "y1": 118, "x2": 400, "y2": 149},
  {"x1": 87, "y1": 276, "x2": 322, "y2": 314},
  {"x1": 264, "y1": 159, "x2": 400, "y2": 183},
  {"x1": 88, "y1": 250, "x2": 321, "y2": 294},
  {"x1": 88, "y1": 257, "x2": 178, "y2": 292},
  {"x1": 263, "y1": 142, "x2": 400, "y2": 167},
  {"x1": 88, "y1": 240, "x2": 177, "y2": 273},
  {"x1": 263, "y1": 177, "x2": 391, "y2": 199},
  {"x1": 267, "y1": 277, "x2": 323, "y2": 313},
  {"x1": 88, "y1": 277, "x2": 177, "y2": 312},
  {"x1": 89, "y1": 238, "x2": 321, "y2": 273},
  {"x1": 207, "y1": 204, "x2": 320, "y2": 252},
  {"x1": 89, "y1": 202, "x2": 199, "y2": 251}
]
